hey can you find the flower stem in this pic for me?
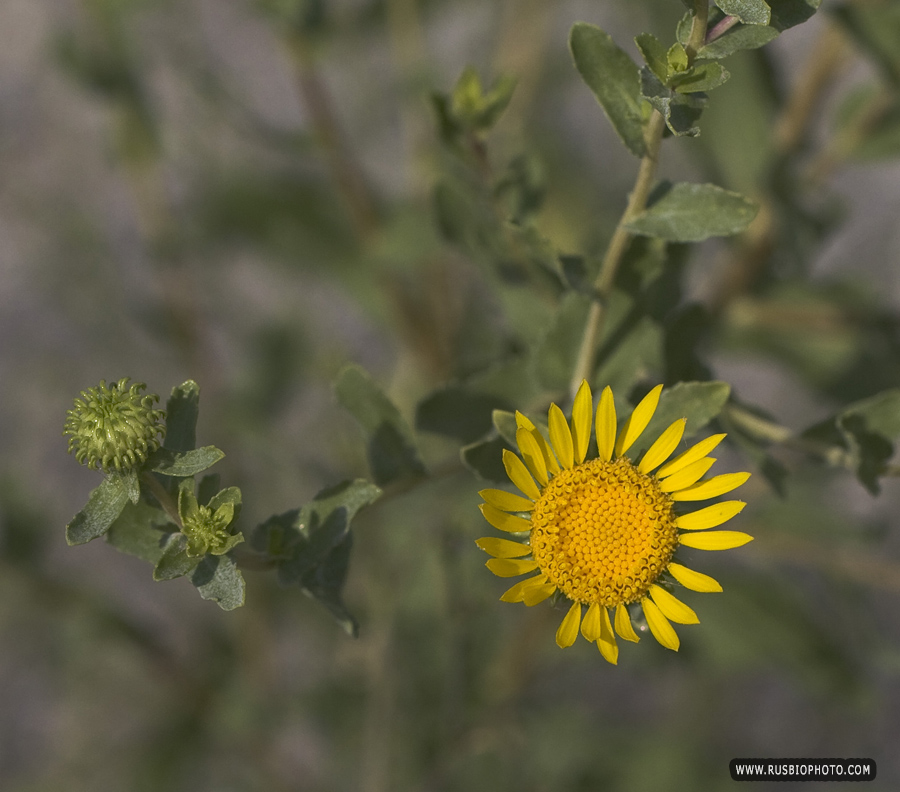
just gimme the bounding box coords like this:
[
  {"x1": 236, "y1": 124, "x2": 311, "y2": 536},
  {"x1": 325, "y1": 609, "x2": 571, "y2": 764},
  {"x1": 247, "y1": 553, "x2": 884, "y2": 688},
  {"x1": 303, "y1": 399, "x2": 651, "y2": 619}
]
[{"x1": 569, "y1": 2, "x2": 710, "y2": 399}]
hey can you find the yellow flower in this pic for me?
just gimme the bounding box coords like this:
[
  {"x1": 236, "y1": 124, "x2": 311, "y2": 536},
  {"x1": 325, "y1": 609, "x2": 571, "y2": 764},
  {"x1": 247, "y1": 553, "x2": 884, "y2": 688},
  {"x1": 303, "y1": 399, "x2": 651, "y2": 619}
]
[{"x1": 476, "y1": 381, "x2": 752, "y2": 664}]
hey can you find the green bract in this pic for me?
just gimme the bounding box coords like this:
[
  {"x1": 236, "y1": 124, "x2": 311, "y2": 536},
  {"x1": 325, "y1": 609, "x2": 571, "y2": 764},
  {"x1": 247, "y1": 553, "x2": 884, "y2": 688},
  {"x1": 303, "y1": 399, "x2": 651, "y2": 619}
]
[{"x1": 63, "y1": 378, "x2": 165, "y2": 473}]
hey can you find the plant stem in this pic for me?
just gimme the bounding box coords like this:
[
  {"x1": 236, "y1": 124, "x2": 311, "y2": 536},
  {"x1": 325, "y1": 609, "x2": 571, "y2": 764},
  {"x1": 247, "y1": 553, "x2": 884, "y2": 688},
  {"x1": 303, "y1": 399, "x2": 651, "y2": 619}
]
[
  {"x1": 568, "y1": 110, "x2": 666, "y2": 398},
  {"x1": 140, "y1": 471, "x2": 182, "y2": 528},
  {"x1": 569, "y1": 2, "x2": 711, "y2": 398},
  {"x1": 686, "y1": 0, "x2": 710, "y2": 61}
]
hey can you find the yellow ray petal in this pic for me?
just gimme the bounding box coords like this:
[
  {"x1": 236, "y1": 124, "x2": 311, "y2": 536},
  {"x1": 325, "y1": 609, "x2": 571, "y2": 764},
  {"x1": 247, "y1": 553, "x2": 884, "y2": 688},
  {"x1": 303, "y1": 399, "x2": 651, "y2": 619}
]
[
  {"x1": 523, "y1": 583, "x2": 556, "y2": 606},
  {"x1": 581, "y1": 601, "x2": 603, "y2": 642},
  {"x1": 675, "y1": 501, "x2": 745, "y2": 530},
  {"x1": 548, "y1": 404, "x2": 575, "y2": 469},
  {"x1": 678, "y1": 531, "x2": 754, "y2": 550},
  {"x1": 615, "y1": 384, "x2": 663, "y2": 457},
  {"x1": 571, "y1": 380, "x2": 593, "y2": 465},
  {"x1": 658, "y1": 457, "x2": 716, "y2": 492},
  {"x1": 649, "y1": 584, "x2": 699, "y2": 624},
  {"x1": 667, "y1": 563, "x2": 722, "y2": 592},
  {"x1": 597, "y1": 606, "x2": 618, "y2": 665},
  {"x1": 475, "y1": 537, "x2": 531, "y2": 558},
  {"x1": 502, "y1": 449, "x2": 541, "y2": 501},
  {"x1": 670, "y1": 472, "x2": 751, "y2": 501},
  {"x1": 516, "y1": 428, "x2": 548, "y2": 486},
  {"x1": 479, "y1": 488, "x2": 534, "y2": 513},
  {"x1": 516, "y1": 412, "x2": 560, "y2": 475},
  {"x1": 596, "y1": 386, "x2": 616, "y2": 462},
  {"x1": 639, "y1": 418, "x2": 687, "y2": 474},
  {"x1": 479, "y1": 504, "x2": 531, "y2": 534},
  {"x1": 657, "y1": 433, "x2": 726, "y2": 478},
  {"x1": 486, "y1": 558, "x2": 539, "y2": 577},
  {"x1": 556, "y1": 601, "x2": 582, "y2": 648},
  {"x1": 641, "y1": 597, "x2": 680, "y2": 651},
  {"x1": 500, "y1": 574, "x2": 547, "y2": 602},
  {"x1": 615, "y1": 603, "x2": 640, "y2": 643}
]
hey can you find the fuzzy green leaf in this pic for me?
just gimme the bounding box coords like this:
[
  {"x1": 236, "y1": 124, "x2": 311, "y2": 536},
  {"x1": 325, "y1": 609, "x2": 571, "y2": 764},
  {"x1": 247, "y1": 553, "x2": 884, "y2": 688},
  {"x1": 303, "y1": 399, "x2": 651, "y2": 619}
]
[
  {"x1": 641, "y1": 382, "x2": 732, "y2": 448},
  {"x1": 416, "y1": 387, "x2": 514, "y2": 444},
  {"x1": 570, "y1": 23, "x2": 647, "y2": 157},
  {"x1": 66, "y1": 475, "x2": 131, "y2": 545},
  {"x1": 192, "y1": 554, "x2": 246, "y2": 611},
  {"x1": 121, "y1": 470, "x2": 140, "y2": 505},
  {"x1": 335, "y1": 364, "x2": 426, "y2": 486},
  {"x1": 164, "y1": 380, "x2": 200, "y2": 452},
  {"x1": 635, "y1": 33, "x2": 669, "y2": 85},
  {"x1": 625, "y1": 182, "x2": 758, "y2": 241},
  {"x1": 301, "y1": 533, "x2": 359, "y2": 637},
  {"x1": 105, "y1": 500, "x2": 171, "y2": 564},
  {"x1": 276, "y1": 480, "x2": 382, "y2": 587},
  {"x1": 715, "y1": 0, "x2": 771, "y2": 26},
  {"x1": 671, "y1": 62, "x2": 731, "y2": 94},
  {"x1": 148, "y1": 446, "x2": 225, "y2": 477},
  {"x1": 641, "y1": 69, "x2": 706, "y2": 137},
  {"x1": 698, "y1": 24, "x2": 779, "y2": 58},
  {"x1": 461, "y1": 436, "x2": 511, "y2": 483},
  {"x1": 492, "y1": 410, "x2": 519, "y2": 448},
  {"x1": 153, "y1": 533, "x2": 201, "y2": 581}
]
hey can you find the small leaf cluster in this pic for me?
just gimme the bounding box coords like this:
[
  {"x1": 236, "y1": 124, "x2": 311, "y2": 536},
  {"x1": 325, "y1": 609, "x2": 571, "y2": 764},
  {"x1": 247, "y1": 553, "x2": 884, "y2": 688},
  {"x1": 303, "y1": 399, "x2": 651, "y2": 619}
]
[{"x1": 65, "y1": 378, "x2": 382, "y2": 621}]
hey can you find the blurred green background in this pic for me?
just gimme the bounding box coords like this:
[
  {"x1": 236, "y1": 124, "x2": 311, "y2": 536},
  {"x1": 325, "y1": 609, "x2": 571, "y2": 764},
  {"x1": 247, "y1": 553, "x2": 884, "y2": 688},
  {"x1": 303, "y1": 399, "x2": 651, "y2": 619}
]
[{"x1": 2, "y1": 0, "x2": 900, "y2": 790}]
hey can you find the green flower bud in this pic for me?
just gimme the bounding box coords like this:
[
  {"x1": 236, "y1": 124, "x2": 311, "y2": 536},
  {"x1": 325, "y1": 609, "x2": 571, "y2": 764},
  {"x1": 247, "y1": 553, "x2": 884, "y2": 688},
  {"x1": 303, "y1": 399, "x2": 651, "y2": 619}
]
[
  {"x1": 64, "y1": 378, "x2": 165, "y2": 473},
  {"x1": 179, "y1": 488, "x2": 243, "y2": 558}
]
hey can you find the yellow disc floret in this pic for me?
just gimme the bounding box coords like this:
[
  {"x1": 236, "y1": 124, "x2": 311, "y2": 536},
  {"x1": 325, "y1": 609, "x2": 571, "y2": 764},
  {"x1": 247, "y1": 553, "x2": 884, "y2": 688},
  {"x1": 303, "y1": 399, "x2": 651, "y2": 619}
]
[{"x1": 531, "y1": 457, "x2": 678, "y2": 607}]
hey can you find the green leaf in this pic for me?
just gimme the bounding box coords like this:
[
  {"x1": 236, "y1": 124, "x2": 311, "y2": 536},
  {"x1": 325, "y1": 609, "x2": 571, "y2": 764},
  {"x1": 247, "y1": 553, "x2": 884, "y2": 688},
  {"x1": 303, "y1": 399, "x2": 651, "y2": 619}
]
[
  {"x1": 299, "y1": 479, "x2": 383, "y2": 535},
  {"x1": 120, "y1": 470, "x2": 140, "y2": 504},
  {"x1": 66, "y1": 475, "x2": 130, "y2": 545},
  {"x1": 802, "y1": 390, "x2": 900, "y2": 494},
  {"x1": 105, "y1": 500, "x2": 171, "y2": 564},
  {"x1": 335, "y1": 364, "x2": 426, "y2": 486},
  {"x1": 461, "y1": 436, "x2": 511, "y2": 483},
  {"x1": 148, "y1": 446, "x2": 225, "y2": 477},
  {"x1": 415, "y1": 387, "x2": 514, "y2": 444},
  {"x1": 671, "y1": 62, "x2": 731, "y2": 94},
  {"x1": 635, "y1": 33, "x2": 669, "y2": 84},
  {"x1": 715, "y1": 0, "x2": 771, "y2": 26},
  {"x1": 492, "y1": 410, "x2": 519, "y2": 448},
  {"x1": 300, "y1": 532, "x2": 359, "y2": 637},
  {"x1": 641, "y1": 382, "x2": 732, "y2": 447},
  {"x1": 192, "y1": 554, "x2": 246, "y2": 611},
  {"x1": 570, "y1": 23, "x2": 647, "y2": 157},
  {"x1": 768, "y1": 0, "x2": 821, "y2": 32},
  {"x1": 274, "y1": 479, "x2": 381, "y2": 586},
  {"x1": 698, "y1": 24, "x2": 779, "y2": 58},
  {"x1": 534, "y1": 292, "x2": 593, "y2": 391},
  {"x1": 164, "y1": 380, "x2": 200, "y2": 452},
  {"x1": 625, "y1": 182, "x2": 759, "y2": 241},
  {"x1": 153, "y1": 533, "x2": 201, "y2": 581},
  {"x1": 641, "y1": 69, "x2": 706, "y2": 137},
  {"x1": 699, "y1": 0, "x2": 818, "y2": 58}
]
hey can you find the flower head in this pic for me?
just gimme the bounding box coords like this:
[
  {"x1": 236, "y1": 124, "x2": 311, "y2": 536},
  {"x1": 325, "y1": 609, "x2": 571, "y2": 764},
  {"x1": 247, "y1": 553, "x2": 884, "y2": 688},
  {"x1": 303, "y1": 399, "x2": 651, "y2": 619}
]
[
  {"x1": 476, "y1": 381, "x2": 752, "y2": 664},
  {"x1": 179, "y1": 488, "x2": 243, "y2": 558},
  {"x1": 64, "y1": 378, "x2": 165, "y2": 473}
]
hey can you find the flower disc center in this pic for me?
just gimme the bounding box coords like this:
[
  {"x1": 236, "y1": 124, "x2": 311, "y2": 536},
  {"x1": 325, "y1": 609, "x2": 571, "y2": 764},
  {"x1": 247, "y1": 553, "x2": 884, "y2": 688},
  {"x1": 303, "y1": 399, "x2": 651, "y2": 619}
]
[{"x1": 530, "y1": 457, "x2": 678, "y2": 607}]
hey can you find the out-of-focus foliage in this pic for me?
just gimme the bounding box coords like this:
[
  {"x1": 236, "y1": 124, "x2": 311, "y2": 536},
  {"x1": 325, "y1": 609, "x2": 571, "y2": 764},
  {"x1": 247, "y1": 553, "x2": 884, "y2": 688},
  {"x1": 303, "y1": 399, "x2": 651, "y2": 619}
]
[{"x1": 2, "y1": 0, "x2": 900, "y2": 789}]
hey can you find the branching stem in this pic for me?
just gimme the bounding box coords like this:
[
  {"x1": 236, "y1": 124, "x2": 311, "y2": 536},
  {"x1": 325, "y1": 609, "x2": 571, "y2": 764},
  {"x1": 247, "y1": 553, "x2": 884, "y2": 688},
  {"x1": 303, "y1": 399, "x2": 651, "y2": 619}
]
[{"x1": 569, "y1": 2, "x2": 710, "y2": 399}]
